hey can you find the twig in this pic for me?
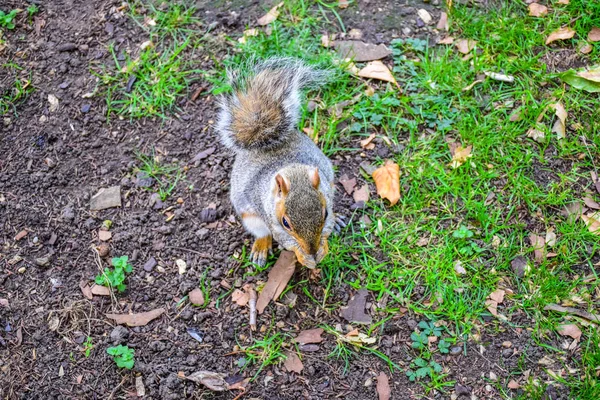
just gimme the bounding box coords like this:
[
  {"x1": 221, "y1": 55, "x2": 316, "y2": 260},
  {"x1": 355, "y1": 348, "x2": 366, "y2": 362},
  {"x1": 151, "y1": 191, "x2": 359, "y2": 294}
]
[
  {"x1": 248, "y1": 285, "x2": 257, "y2": 331},
  {"x1": 107, "y1": 376, "x2": 126, "y2": 400},
  {"x1": 544, "y1": 303, "x2": 600, "y2": 323}
]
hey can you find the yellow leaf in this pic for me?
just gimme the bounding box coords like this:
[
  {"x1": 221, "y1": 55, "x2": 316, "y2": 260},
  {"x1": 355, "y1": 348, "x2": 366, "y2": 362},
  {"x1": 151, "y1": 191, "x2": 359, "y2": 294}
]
[
  {"x1": 257, "y1": 2, "x2": 284, "y2": 26},
  {"x1": 357, "y1": 61, "x2": 399, "y2": 87},
  {"x1": 551, "y1": 101, "x2": 567, "y2": 140},
  {"x1": 371, "y1": 160, "x2": 400, "y2": 206},
  {"x1": 450, "y1": 145, "x2": 472, "y2": 168},
  {"x1": 528, "y1": 3, "x2": 548, "y2": 17},
  {"x1": 545, "y1": 27, "x2": 576, "y2": 45}
]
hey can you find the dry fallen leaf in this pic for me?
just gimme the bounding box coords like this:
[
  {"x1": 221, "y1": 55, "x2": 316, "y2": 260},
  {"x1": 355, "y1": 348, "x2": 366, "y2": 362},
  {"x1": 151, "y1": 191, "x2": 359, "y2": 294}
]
[
  {"x1": 353, "y1": 185, "x2": 370, "y2": 204},
  {"x1": 436, "y1": 12, "x2": 449, "y2": 31},
  {"x1": 588, "y1": 27, "x2": 600, "y2": 42},
  {"x1": 528, "y1": 3, "x2": 548, "y2": 17},
  {"x1": 284, "y1": 351, "x2": 304, "y2": 373},
  {"x1": 344, "y1": 330, "x2": 377, "y2": 345},
  {"x1": 376, "y1": 372, "x2": 391, "y2": 400},
  {"x1": 293, "y1": 328, "x2": 324, "y2": 344},
  {"x1": 546, "y1": 27, "x2": 576, "y2": 45},
  {"x1": 454, "y1": 260, "x2": 467, "y2": 275},
  {"x1": 256, "y1": 251, "x2": 296, "y2": 313},
  {"x1": 489, "y1": 289, "x2": 506, "y2": 304},
  {"x1": 551, "y1": 102, "x2": 567, "y2": 140},
  {"x1": 105, "y1": 308, "x2": 165, "y2": 327},
  {"x1": 558, "y1": 0, "x2": 569, "y2": 3},
  {"x1": 98, "y1": 230, "x2": 112, "y2": 241},
  {"x1": 360, "y1": 133, "x2": 376, "y2": 149},
  {"x1": 232, "y1": 289, "x2": 249, "y2": 306},
  {"x1": 557, "y1": 324, "x2": 582, "y2": 340},
  {"x1": 527, "y1": 128, "x2": 545, "y2": 143},
  {"x1": 357, "y1": 61, "x2": 399, "y2": 87},
  {"x1": 530, "y1": 233, "x2": 546, "y2": 262},
  {"x1": 544, "y1": 303, "x2": 600, "y2": 323},
  {"x1": 545, "y1": 229, "x2": 557, "y2": 247},
  {"x1": 450, "y1": 145, "x2": 473, "y2": 169},
  {"x1": 579, "y1": 42, "x2": 593, "y2": 54},
  {"x1": 339, "y1": 174, "x2": 357, "y2": 195},
  {"x1": 371, "y1": 160, "x2": 400, "y2": 206},
  {"x1": 417, "y1": 9, "x2": 432, "y2": 24},
  {"x1": 14, "y1": 229, "x2": 28, "y2": 241},
  {"x1": 185, "y1": 371, "x2": 229, "y2": 391},
  {"x1": 455, "y1": 39, "x2": 477, "y2": 54},
  {"x1": 79, "y1": 281, "x2": 93, "y2": 300},
  {"x1": 90, "y1": 284, "x2": 111, "y2": 296},
  {"x1": 341, "y1": 288, "x2": 372, "y2": 324},
  {"x1": 438, "y1": 36, "x2": 454, "y2": 45},
  {"x1": 581, "y1": 212, "x2": 600, "y2": 235},
  {"x1": 257, "y1": 2, "x2": 284, "y2": 25},
  {"x1": 338, "y1": 0, "x2": 349, "y2": 9},
  {"x1": 508, "y1": 380, "x2": 520, "y2": 389},
  {"x1": 583, "y1": 197, "x2": 600, "y2": 210},
  {"x1": 189, "y1": 288, "x2": 205, "y2": 306}
]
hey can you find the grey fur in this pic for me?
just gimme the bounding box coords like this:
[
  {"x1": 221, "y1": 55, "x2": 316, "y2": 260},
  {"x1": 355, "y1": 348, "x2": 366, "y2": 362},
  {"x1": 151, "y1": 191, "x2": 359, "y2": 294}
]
[{"x1": 215, "y1": 58, "x2": 335, "y2": 268}]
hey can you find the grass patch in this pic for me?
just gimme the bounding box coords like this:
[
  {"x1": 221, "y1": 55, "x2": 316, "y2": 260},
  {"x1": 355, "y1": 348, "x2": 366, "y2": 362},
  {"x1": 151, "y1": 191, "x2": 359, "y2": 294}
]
[
  {"x1": 1, "y1": 62, "x2": 34, "y2": 116},
  {"x1": 134, "y1": 149, "x2": 184, "y2": 201}
]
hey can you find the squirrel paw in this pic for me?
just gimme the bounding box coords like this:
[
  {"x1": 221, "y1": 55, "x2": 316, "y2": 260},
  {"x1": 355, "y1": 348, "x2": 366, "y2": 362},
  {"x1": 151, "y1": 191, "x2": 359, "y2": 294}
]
[
  {"x1": 250, "y1": 236, "x2": 272, "y2": 266},
  {"x1": 333, "y1": 214, "x2": 347, "y2": 234}
]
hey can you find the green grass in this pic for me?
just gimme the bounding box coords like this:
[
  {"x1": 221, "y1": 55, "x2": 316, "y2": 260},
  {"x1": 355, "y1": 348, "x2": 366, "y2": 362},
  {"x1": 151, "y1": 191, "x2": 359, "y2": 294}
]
[
  {"x1": 134, "y1": 149, "x2": 184, "y2": 201},
  {"x1": 92, "y1": 1, "x2": 205, "y2": 119},
  {"x1": 207, "y1": 0, "x2": 600, "y2": 397},
  {"x1": 1, "y1": 63, "x2": 34, "y2": 116}
]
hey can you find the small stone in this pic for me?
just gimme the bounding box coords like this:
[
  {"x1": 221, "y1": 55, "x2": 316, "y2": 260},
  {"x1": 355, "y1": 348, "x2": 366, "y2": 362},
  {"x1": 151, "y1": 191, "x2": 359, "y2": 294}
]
[
  {"x1": 62, "y1": 206, "x2": 75, "y2": 220},
  {"x1": 195, "y1": 228, "x2": 209, "y2": 240},
  {"x1": 135, "y1": 171, "x2": 155, "y2": 188},
  {"x1": 176, "y1": 259, "x2": 187, "y2": 275},
  {"x1": 81, "y1": 104, "x2": 91, "y2": 113},
  {"x1": 90, "y1": 186, "x2": 121, "y2": 211},
  {"x1": 189, "y1": 288, "x2": 205, "y2": 306},
  {"x1": 455, "y1": 383, "x2": 471, "y2": 396},
  {"x1": 502, "y1": 348, "x2": 513, "y2": 357},
  {"x1": 18, "y1": 267, "x2": 26, "y2": 274},
  {"x1": 450, "y1": 346, "x2": 462, "y2": 356},
  {"x1": 200, "y1": 208, "x2": 217, "y2": 223},
  {"x1": 406, "y1": 319, "x2": 418, "y2": 331},
  {"x1": 110, "y1": 325, "x2": 129, "y2": 345},
  {"x1": 502, "y1": 341, "x2": 512, "y2": 348},
  {"x1": 299, "y1": 344, "x2": 319, "y2": 352},
  {"x1": 35, "y1": 257, "x2": 50, "y2": 267},
  {"x1": 143, "y1": 257, "x2": 157, "y2": 272},
  {"x1": 489, "y1": 371, "x2": 498, "y2": 381},
  {"x1": 96, "y1": 243, "x2": 110, "y2": 257},
  {"x1": 59, "y1": 81, "x2": 70, "y2": 89}
]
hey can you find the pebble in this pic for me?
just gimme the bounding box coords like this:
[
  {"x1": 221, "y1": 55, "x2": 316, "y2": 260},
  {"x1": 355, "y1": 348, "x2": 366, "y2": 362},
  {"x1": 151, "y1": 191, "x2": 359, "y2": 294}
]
[
  {"x1": 450, "y1": 346, "x2": 462, "y2": 356},
  {"x1": 35, "y1": 257, "x2": 50, "y2": 267},
  {"x1": 143, "y1": 257, "x2": 157, "y2": 272},
  {"x1": 135, "y1": 171, "x2": 155, "y2": 188},
  {"x1": 200, "y1": 208, "x2": 217, "y2": 223},
  {"x1": 62, "y1": 205, "x2": 75, "y2": 220},
  {"x1": 81, "y1": 104, "x2": 91, "y2": 113},
  {"x1": 502, "y1": 348, "x2": 513, "y2": 357},
  {"x1": 455, "y1": 383, "x2": 471, "y2": 396},
  {"x1": 110, "y1": 326, "x2": 130, "y2": 344}
]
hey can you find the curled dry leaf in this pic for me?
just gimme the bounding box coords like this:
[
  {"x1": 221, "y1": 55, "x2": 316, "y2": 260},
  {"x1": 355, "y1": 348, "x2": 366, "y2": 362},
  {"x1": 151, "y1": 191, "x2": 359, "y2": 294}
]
[
  {"x1": 256, "y1": 251, "x2": 296, "y2": 313},
  {"x1": 588, "y1": 27, "x2": 600, "y2": 42},
  {"x1": 376, "y1": 372, "x2": 391, "y2": 400},
  {"x1": 484, "y1": 71, "x2": 515, "y2": 83},
  {"x1": 105, "y1": 308, "x2": 165, "y2": 327},
  {"x1": 579, "y1": 42, "x2": 593, "y2": 54},
  {"x1": 544, "y1": 303, "x2": 600, "y2": 323},
  {"x1": 360, "y1": 133, "x2": 376, "y2": 149},
  {"x1": 438, "y1": 36, "x2": 454, "y2": 45},
  {"x1": 557, "y1": 324, "x2": 582, "y2": 340},
  {"x1": 284, "y1": 351, "x2": 304, "y2": 373},
  {"x1": 371, "y1": 160, "x2": 400, "y2": 206},
  {"x1": 79, "y1": 281, "x2": 93, "y2": 300},
  {"x1": 338, "y1": 174, "x2": 357, "y2": 195},
  {"x1": 545, "y1": 27, "x2": 576, "y2": 45},
  {"x1": 529, "y1": 233, "x2": 546, "y2": 262},
  {"x1": 581, "y1": 212, "x2": 600, "y2": 235},
  {"x1": 583, "y1": 197, "x2": 600, "y2": 210},
  {"x1": 527, "y1": 128, "x2": 545, "y2": 143},
  {"x1": 551, "y1": 102, "x2": 567, "y2": 139},
  {"x1": 185, "y1": 370, "x2": 229, "y2": 391},
  {"x1": 455, "y1": 39, "x2": 477, "y2": 54},
  {"x1": 436, "y1": 12, "x2": 449, "y2": 31},
  {"x1": 293, "y1": 328, "x2": 324, "y2": 345},
  {"x1": 528, "y1": 3, "x2": 548, "y2": 17},
  {"x1": 545, "y1": 229, "x2": 557, "y2": 247},
  {"x1": 454, "y1": 260, "x2": 467, "y2": 275},
  {"x1": 450, "y1": 145, "x2": 473, "y2": 169},
  {"x1": 357, "y1": 61, "x2": 399, "y2": 88},
  {"x1": 257, "y1": 2, "x2": 284, "y2": 26},
  {"x1": 231, "y1": 289, "x2": 249, "y2": 306}
]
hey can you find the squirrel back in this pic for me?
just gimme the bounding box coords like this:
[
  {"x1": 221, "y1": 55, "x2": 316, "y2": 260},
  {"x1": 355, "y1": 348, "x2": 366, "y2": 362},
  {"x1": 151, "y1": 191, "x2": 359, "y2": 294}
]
[{"x1": 216, "y1": 58, "x2": 328, "y2": 152}]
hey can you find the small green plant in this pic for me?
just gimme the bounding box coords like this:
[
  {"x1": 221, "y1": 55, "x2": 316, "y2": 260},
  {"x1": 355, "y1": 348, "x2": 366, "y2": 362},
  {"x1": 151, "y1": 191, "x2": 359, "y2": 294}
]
[
  {"x1": 27, "y1": 5, "x2": 39, "y2": 18},
  {"x1": 107, "y1": 345, "x2": 135, "y2": 369},
  {"x1": 94, "y1": 255, "x2": 133, "y2": 292},
  {"x1": 452, "y1": 226, "x2": 485, "y2": 256},
  {"x1": 84, "y1": 336, "x2": 93, "y2": 358},
  {"x1": 452, "y1": 225, "x2": 474, "y2": 240},
  {"x1": 237, "y1": 332, "x2": 287, "y2": 379},
  {"x1": 0, "y1": 9, "x2": 19, "y2": 29},
  {"x1": 406, "y1": 357, "x2": 443, "y2": 382},
  {"x1": 135, "y1": 151, "x2": 183, "y2": 201}
]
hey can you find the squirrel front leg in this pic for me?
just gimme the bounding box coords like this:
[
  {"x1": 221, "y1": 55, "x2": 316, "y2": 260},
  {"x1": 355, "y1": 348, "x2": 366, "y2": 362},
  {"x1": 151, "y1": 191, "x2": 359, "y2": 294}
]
[{"x1": 241, "y1": 212, "x2": 273, "y2": 266}]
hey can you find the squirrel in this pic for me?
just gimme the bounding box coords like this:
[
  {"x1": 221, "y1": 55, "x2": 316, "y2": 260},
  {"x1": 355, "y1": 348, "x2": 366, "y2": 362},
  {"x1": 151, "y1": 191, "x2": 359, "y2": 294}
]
[{"x1": 216, "y1": 58, "x2": 344, "y2": 269}]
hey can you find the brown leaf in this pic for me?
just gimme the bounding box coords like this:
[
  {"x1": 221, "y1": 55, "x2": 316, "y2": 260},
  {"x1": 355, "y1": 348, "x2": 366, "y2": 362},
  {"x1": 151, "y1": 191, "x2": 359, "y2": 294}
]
[
  {"x1": 339, "y1": 174, "x2": 357, "y2": 195},
  {"x1": 372, "y1": 160, "x2": 400, "y2": 206},
  {"x1": 284, "y1": 351, "x2": 304, "y2": 373},
  {"x1": 189, "y1": 288, "x2": 205, "y2": 306},
  {"x1": 376, "y1": 372, "x2": 391, "y2": 400},
  {"x1": 338, "y1": 0, "x2": 349, "y2": 9},
  {"x1": 105, "y1": 308, "x2": 165, "y2": 327},
  {"x1": 489, "y1": 289, "x2": 506, "y2": 304},
  {"x1": 185, "y1": 370, "x2": 229, "y2": 391},
  {"x1": 551, "y1": 102, "x2": 567, "y2": 140},
  {"x1": 455, "y1": 39, "x2": 477, "y2": 54},
  {"x1": 256, "y1": 251, "x2": 296, "y2": 314},
  {"x1": 527, "y1": 128, "x2": 545, "y2": 143},
  {"x1": 90, "y1": 284, "x2": 111, "y2": 296},
  {"x1": 257, "y1": 2, "x2": 284, "y2": 25},
  {"x1": 581, "y1": 212, "x2": 600, "y2": 235},
  {"x1": 293, "y1": 328, "x2": 324, "y2": 345},
  {"x1": 98, "y1": 230, "x2": 112, "y2": 241},
  {"x1": 334, "y1": 41, "x2": 392, "y2": 62},
  {"x1": 558, "y1": 0, "x2": 569, "y2": 3},
  {"x1": 529, "y1": 233, "x2": 546, "y2": 262},
  {"x1": 436, "y1": 12, "x2": 449, "y2": 31},
  {"x1": 544, "y1": 303, "x2": 600, "y2": 323},
  {"x1": 528, "y1": 3, "x2": 548, "y2": 17},
  {"x1": 34, "y1": 17, "x2": 46, "y2": 35},
  {"x1": 450, "y1": 145, "x2": 473, "y2": 168},
  {"x1": 579, "y1": 42, "x2": 593, "y2": 54},
  {"x1": 232, "y1": 289, "x2": 249, "y2": 306},
  {"x1": 485, "y1": 299, "x2": 499, "y2": 316},
  {"x1": 508, "y1": 380, "x2": 520, "y2": 389},
  {"x1": 509, "y1": 110, "x2": 523, "y2": 122},
  {"x1": 14, "y1": 230, "x2": 28, "y2": 241},
  {"x1": 557, "y1": 324, "x2": 582, "y2": 340},
  {"x1": 562, "y1": 201, "x2": 587, "y2": 221},
  {"x1": 438, "y1": 36, "x2": 454, "y2": 45},
  {"x1": 79, "y1": 281, "x2": 93, "y2": 300},
  {"x1": 545, "y1": 27, "x2": 576, "y2": 45},
  {"x1": 357, "y1": 61, "x2": 399, "y2": 87},
  {"x1": 583, "y1": 197, "x2": 600, "y2": 210},
  {"x1": 341, "y1": 288, "x2": 372, "y2": 324},
  {"x1": 588, "y1": 27, "x2": 600, "y2": 42},
  {"x1": 360, "y1": 133, "x2": 376, "y2": 149},
  {"x1": 353, "y1": 185, "x2": 370, "y2": 203}
]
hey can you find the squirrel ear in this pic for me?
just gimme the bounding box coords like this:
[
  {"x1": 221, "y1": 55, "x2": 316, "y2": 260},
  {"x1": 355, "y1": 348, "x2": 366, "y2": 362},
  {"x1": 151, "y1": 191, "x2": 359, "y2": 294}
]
[
  {"x1": 310, "y1": 167, "x2": 320, "y2": 189},
  {"x1": 275, "y1": 174, "x2": 290, "y2": 196}
]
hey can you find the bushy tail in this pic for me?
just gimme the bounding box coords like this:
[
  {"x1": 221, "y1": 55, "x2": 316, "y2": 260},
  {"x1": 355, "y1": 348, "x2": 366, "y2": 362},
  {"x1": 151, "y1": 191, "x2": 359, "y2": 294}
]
[{"x1": 216, "y1": 57, "x2": 329, "y2": 152}]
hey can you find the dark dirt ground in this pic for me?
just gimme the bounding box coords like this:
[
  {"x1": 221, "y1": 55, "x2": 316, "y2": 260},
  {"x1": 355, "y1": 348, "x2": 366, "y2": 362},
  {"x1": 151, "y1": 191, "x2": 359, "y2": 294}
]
[{"x1": 0, "y1": 1, "x2": 575, "y2": 399}]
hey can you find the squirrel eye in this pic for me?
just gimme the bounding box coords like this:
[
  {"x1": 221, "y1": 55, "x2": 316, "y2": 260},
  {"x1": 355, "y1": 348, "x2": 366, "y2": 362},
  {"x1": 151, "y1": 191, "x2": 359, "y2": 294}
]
[{"x1": 282, "y1": 216, "x2": 291, "y2": 230}]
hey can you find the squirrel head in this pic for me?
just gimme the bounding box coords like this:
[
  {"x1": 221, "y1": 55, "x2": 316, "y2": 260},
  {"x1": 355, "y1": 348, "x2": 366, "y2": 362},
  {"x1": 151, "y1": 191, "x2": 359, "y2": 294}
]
[{"x1": 272, "y1": 166, "x2": 329, "y2": 268}]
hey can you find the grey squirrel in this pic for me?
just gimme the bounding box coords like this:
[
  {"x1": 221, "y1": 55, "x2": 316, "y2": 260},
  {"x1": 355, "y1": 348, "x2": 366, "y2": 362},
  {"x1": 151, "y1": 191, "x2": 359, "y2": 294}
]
[{"x1": 216, "y1": 58, "x2": 344, "y2": 268}]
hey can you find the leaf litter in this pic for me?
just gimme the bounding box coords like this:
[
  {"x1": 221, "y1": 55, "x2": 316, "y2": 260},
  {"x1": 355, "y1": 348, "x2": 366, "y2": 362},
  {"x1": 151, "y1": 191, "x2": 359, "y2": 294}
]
[
  {"x1": 371, "y1": 160, "x2": 400, "y2": 206},
  {"x1": 293, "y1": 328, "x2": 324, "y2": 345},
  {"x1": 256, "y1": 251, "x2": 296, "y2": 313},
  {"x1": 105, "y1": 308, "x2": 165, "y2": 327}
]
